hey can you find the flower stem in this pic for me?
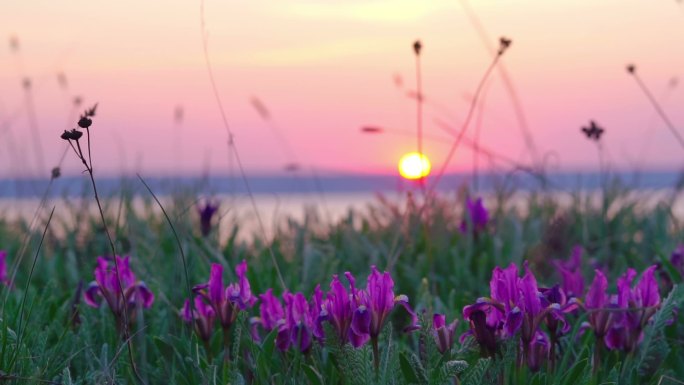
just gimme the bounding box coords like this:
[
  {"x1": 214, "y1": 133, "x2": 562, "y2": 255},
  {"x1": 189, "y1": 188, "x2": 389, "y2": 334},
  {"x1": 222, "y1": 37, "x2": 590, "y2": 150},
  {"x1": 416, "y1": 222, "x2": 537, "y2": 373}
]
[
  {"x1": 223, "y1": 327, "x2": 232, "y2": 363},
  {"x1": 372, "y1": 336, "x2": 380, "y2": 374}
]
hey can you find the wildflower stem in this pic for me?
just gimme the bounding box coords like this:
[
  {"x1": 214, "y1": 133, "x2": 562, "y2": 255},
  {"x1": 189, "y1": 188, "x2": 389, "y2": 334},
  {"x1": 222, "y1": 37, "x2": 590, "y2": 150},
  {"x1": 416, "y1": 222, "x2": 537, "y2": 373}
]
[
  {"x1": 73, "y1": 134, "x2": 146, "y2": 384},
  {"x1": 593, "y1": 336, "x2": 603, "y2": 374},
  {"x1": 629, "y1": 69, "x2": 684, "y2": 150},
  {"x1": 223, "y1": 327, "x2": 232, "y2": 363},
  {"x1": 429, "y1": 41, "x2": 505, "y2": 192},
  {"x1": 137, "y1": 174, "x2": 196, "y2": 349},
  {"x1": 203, "y1": 339, "x2": 213, "y2": 363},
  {"x1": 372, "y1": 336, "x2": 380, "y2": 374},
  {"x1": 10, "y1": 207, "x2": 54, "y2": 372},
  {"x1": 200, "y1": 0, "x2": 286, "y2": 291}
]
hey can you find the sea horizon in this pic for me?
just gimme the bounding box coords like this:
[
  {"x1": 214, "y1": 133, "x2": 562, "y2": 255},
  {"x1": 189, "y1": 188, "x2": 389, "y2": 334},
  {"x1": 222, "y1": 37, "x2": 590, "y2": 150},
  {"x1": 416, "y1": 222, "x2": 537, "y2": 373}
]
[{"x1": 0, "y1": 169, "x2": 682, "y2": 199}]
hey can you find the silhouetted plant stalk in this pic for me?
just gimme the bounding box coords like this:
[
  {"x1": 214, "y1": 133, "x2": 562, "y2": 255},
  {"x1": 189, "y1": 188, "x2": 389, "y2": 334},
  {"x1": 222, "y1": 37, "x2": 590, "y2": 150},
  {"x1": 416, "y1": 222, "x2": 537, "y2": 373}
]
[
  {"x1": 137, "y1": 174, "x2": 197, "y2": 355},
  {"x1": 413, "y1": 40, "x2": 425, "y2": 189},
  {"x1": 60, "y1": 105, "x2": 146, "y2": 384},
  {"x1": 200, "y1": 0, "x2": 286, "y2": 290},
  {"x1": 429, "y1": 37, "x2": 512, "y2": 193},
  {"x1": 581, "y1": 120, "x2": 608, "y2": 243},
  {"x1": 457, "y1": 0, "x2": 541, "y2": 172},
  {"x1": 627, "y1": 64, "x2": 684, "y2": 151},
  {"x1": 8, "y1": 207, "x2": 54, "y2": 374}
]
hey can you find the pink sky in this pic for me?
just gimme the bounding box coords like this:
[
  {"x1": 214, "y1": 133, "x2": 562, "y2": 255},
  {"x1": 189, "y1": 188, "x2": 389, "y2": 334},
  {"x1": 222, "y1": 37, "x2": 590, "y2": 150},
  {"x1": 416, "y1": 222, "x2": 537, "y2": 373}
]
[{"x1": 1, "y1": 0, "x2": 683, "y2": 178}]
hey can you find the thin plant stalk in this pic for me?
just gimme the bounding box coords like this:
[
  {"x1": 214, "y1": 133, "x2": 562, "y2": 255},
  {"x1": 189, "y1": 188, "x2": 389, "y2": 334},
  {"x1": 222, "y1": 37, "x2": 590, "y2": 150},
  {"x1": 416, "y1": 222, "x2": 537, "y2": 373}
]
[
  {"x1": 8, "y1": 207, "x2": 54, "y2": 372},
  {"x1": 64, "y1": 122, "x2": 145, "y2": 384},
  {"x1": 429, "y1": 39, "x2": 509, "y2": 193},
  {"x1": 137, "y1": 174, "x2": 196, "y2": 352},
  {"x1": 628, "y1": 65, "x2": 684, "y2": 150},
  {"x1": 200, "y1": 0, "x2": 286, "y2": 290},
  {"x1": 458, "y1": 0, "x2": 540, "y2": 169}
]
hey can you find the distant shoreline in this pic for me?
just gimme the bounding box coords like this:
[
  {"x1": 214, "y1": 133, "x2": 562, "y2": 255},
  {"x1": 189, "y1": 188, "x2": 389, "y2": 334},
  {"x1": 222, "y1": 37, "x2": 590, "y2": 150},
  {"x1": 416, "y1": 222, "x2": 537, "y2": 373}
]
[{"x1": 0, "y1": 170, "x2": 681, "y2": 198}]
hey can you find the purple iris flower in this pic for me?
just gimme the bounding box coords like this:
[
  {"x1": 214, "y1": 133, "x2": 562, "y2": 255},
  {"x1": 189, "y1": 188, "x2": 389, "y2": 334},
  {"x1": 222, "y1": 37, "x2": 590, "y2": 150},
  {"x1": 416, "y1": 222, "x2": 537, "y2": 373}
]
[
  {"x1": 84, "y1": 256, "x2": 154, "y2": 329},
  {"x1": 197, "y1": 200, "x2": 219, "y2": 237},
  {"x1": 252, "y1": 285, "x2": 325, "y2": 354},
  {"x1": 276, "y1": 290, "x2": 324, "y2": 354},
  {"x1": 349, "y1": 266, "x2": 418, "y2": 343},
  {"x1": 433, "y1": 313, "x2": 458, "y2": 354},
  {"x1": 461, "y1": 308, "x2": 498, "y2": 358},
  {"x1": 460, "y1": 197, "x2": 489, "y2": 234},
  {"x1": 527, "y1": 331, "x2": 550, "y2": 372},
  {"x1": 554, "y1": 246, "x2": 584, "y2": 298},
  {"x1": 605, "y1": 265, "x2": 661, "y2": 352},
  {"x1": 539, "y1": 285, "x2": 577, "y2": 337},
  {"x1": 182, "y1": 296, "x2": 216, "y2": 342},
  {"x1": 192, "y1": 261, "x2": 257, "y2": 330},
  {"x1": 250, "y1": 288, "x2": 285, "y2": 341},
  {"x1": 461, "y1": 264, "x2": 519, "y2": 357},
  {"x1": 584, "y1": 269, "x2": 614, "y2": 339},
  {"x1": 0, "y1": 250, "x2": 8, "y2": 286},
  {"x1": 463, "y1": 262, "x2": 572, "y2": 366},
  {"x1": 322, "y1": 273, "x2": 366, "y2": 347}
]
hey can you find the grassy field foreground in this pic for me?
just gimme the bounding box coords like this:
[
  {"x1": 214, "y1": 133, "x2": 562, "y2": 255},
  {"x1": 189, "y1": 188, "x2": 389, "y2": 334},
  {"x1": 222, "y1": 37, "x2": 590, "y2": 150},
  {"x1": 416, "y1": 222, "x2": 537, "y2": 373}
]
[{"x1": 1, "y1": 180, "x2": 683, "y2": 384}]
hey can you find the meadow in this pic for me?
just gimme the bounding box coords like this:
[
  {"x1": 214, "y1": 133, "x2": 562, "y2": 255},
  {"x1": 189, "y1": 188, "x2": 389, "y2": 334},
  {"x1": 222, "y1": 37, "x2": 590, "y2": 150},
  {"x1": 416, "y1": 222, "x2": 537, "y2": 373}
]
[
  {"x1": 1, "y1": 5, "x2": 684, "y2": 383},
  {"x1": 0, "y1": 162, "x2": 683, "y2": 384}
]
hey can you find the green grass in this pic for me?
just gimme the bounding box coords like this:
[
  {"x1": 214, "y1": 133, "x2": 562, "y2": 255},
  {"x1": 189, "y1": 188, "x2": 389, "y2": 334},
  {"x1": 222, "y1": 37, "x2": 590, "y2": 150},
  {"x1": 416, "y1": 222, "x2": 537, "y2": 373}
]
[{"x1": 1, "y1": 177, "x2": 683, "y2": 384}]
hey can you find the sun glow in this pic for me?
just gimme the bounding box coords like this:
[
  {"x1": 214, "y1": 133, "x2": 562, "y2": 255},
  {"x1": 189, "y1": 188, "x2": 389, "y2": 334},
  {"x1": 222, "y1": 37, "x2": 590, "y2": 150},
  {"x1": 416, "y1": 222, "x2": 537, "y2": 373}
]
[{"x1": 398, "y1": 152, "x2": 431, "y2": 180}]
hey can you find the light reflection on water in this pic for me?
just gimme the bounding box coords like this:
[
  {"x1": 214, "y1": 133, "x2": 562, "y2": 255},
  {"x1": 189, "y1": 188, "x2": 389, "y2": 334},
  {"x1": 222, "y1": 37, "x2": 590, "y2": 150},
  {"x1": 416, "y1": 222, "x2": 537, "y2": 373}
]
[{"x1": 1, "y1": 190, "x2": 683, "y2": 242}]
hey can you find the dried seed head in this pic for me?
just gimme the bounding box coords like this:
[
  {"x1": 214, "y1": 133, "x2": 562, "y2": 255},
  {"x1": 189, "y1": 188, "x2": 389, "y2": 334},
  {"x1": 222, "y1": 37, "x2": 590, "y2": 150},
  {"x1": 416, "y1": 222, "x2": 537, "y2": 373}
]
[
  {"x1": 85, "y1": 103, "x2": 98, "y2": 117},
  {"x1": 626, "y1": 64, "x2": 636, "y2": 74},
  {"x1": 60, "y1": 129, "x2": 83, "y2": 141},
  {"x1": 22, "y1": 77, "x2": 31, "y2": 90},
  {"x1": 9, "y1": 35, "x2": 19, "y2": 52},
  {"x1": 413, "y1": 40, "x2": 422, "y2": 55},
  {"x1": 174, "y1": 105, "x2": 184, "y2": 123},
  {"x1": 51, "y1": 167, "x2": 61, "y2": 179},
  {"x1": 57, "y1": 72, "x2": 68, "y2": 89},
  {"x1": 78, "y1": 116, "x2": 92, "y2": 129},
  {"x1": 581, "y1": 120, "x2": 604, "y2": 141},
  {"x1": 498, "y1": 37, "x2": 512, "y2": 55},
  {"x1": 73, "y1": 96, "x2": 82, "y2": 106}
]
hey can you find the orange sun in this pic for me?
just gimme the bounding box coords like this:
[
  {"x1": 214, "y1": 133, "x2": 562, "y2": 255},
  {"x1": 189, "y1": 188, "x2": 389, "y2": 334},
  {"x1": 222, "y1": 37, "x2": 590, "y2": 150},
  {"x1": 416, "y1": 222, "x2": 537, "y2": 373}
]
[{"x1": 398, "y1": 152, "x2": 431, "y2": 180}]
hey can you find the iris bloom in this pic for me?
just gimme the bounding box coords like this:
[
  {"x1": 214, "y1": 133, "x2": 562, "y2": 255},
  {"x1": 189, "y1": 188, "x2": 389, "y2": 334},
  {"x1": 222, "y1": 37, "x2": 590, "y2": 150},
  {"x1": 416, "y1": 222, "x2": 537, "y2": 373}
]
[
  {"x1": 276, "y1": 287, "x2": 325, "y2": 354},
  {"x1": 321, "y1": 273, "x2": 365, "y2": 347},
  {"x1": 554, "y1": 246, "x2": 584, "y2": 298},
  {"x1": 463, "y1": 262, "x2": 572, "y2": 366},
  {"x1": 182, "y1": 296, "x2": 216, "y2": 342},
  {"x1": 197, "y1": 200, "x2": 219, "y2": 237},
  {"x1": 251, "y1": 286, "x2": 324, "y2": 354},
  {"x1": 584, "y1": 269, "x2": 618, "y2": 340},
  {"x1": 250, "y1": 288, "x2": 285, "y2": 341},
  {"x1": 460, "y1": 197, "x2": 489, "y2": 234},
  {"x1": 0, "y1": 250, "x2": 8, "y2": 286},
  {"x1": 432, "y1": 313, "x2": 458, "y2": 354},
  {"x1": 349, "y1": 266, "x2": 418, "y2": 343},
  {"x1": 84, "y1": 256, "x2": 154, "y2": 329},
  {"x1": 527, "y1": 331, "x2": 550, "y2": 372},
  {"x1": 605, "y1": 266, "x2": 661, "y2": 352},
  {"x1": 192, "y1": 261, "x2": 257, "y2": 330}
]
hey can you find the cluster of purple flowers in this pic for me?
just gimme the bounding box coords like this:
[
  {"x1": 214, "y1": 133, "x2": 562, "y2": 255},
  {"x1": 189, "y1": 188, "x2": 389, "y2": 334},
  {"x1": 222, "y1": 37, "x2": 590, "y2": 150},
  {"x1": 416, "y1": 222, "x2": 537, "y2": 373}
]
[
  {"x1": 584, "y1": 265, "x2": 660, "y2": 352},
  {"x1": 250, "y1": 266, "x2": 418, "y2": 354},
  {"x1": 462, "y1": 261, "x2": 578, "y2": 370},
  {"x1": 84, "y1": 256, "x2": 155, "y2": 331},
  {"x1": 181, "y1": 261, "x2": 257, "y2": 344},
  {"x1": 460, "y1": 247, "x2": 667, "y2": 372}
]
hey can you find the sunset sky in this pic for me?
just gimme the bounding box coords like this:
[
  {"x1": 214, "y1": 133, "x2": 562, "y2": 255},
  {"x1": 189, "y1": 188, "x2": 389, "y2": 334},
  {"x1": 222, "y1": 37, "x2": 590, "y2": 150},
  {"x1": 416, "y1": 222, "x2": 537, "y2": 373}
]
[{"x1": 1, "y1": 0, "x2": 683, "y2": 178}]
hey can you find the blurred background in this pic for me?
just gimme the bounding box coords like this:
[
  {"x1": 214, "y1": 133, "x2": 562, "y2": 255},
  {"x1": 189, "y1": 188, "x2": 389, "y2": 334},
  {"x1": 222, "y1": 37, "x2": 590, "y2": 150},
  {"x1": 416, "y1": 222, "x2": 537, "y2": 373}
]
[{"x1": 1, "y1": 1, "x2": 683, "y2": 179}]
